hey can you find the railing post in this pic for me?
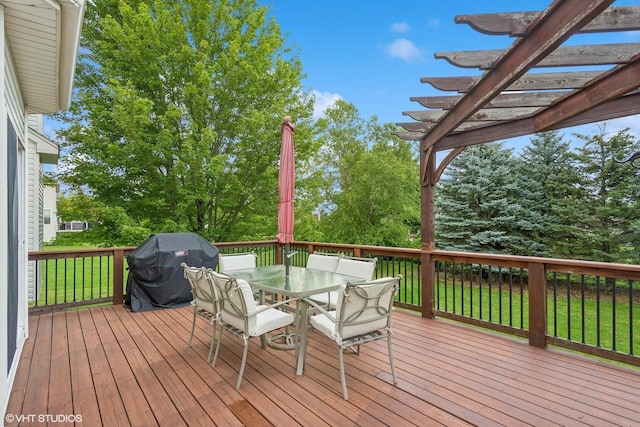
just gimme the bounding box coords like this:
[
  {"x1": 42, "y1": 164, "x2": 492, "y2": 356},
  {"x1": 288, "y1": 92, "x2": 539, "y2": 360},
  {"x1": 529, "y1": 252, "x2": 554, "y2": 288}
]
[
  {"x1": 113, "y1": 249, "x2": 124, "y2": 305},
  {"x1": 422, "y1": 251, "x2": 435, "y2": 319},
  {"x1": 528, "y1": 261, "x2": 547, "y2": 348},
  {"x1": 275, "y1": 242, "x2": 283, "y2": 265}
]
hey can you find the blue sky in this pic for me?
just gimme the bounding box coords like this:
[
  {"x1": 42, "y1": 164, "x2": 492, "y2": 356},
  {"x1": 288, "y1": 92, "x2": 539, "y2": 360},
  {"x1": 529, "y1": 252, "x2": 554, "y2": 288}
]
[{"x1": 260, "y1": 0, "x2": 640, "y2": 152}]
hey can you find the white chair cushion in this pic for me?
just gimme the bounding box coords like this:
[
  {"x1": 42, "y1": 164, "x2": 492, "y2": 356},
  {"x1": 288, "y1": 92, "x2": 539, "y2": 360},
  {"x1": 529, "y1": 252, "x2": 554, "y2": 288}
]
[
  {"x1": 309, "y1": 290, "x2": 339, "y2": 308},
  {"x1": 335, "y1": 258, "x2": 376, "y2": 280},
  {"x1": 310, "y1": 309, "x2": 339, "y2": 341},
  {"x1": 219, "y1": 278, "x2": 293, "y2": 336},
  {"x1": 252, "y1": 307, "x2": 294, "y2": 337},
  {"x1": 220, "y1": 278, "x2": 256, "y2": 331},
  {"x1": 306, "y1": 253, "x2": 340, "y2": 272},
  {"x1": 195, "y1": 294, "x2": 216, "y2": 315},
  {"x1": 219, "y1": 253, "x2": 256, "y2": 273},
  {"x1": 312, "y1": 277, "x2": 395, "y2": 343},
  {"x1": 183, "y1": 266, "x2": 217, "y2": 314},
  {"x1": 337, "y1": 278, "x2": 392, "y2": 339}
]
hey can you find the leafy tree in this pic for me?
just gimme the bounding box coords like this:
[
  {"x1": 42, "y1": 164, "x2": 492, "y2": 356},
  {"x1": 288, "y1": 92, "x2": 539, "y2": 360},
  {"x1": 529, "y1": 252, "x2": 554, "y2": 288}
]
[
  {"x1": 53, "y1": 0, "x2": 313, "y2": 242},
  {"x1": 56, "y1": 190, "x2": 153, "y2": 246},
  {"x1": 57, "y1": 191, "x2": 98, "y2": 223},
  {"x1": 308, "y1": 100, "x2": 420, "y2": 246},
  {"x1": 573, "y1": 126, "x2": 640, "y2": 264},
  {"x1": 519, "y1": 131, "x2": 586, "y2": 258},
  {"x1": 435, "y1": 143, "x2": 545, "y2": 255}
]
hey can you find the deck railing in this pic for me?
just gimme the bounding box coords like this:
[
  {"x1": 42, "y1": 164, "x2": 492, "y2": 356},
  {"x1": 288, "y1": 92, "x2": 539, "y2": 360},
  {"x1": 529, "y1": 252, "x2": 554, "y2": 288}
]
[{"x1": 28, "y1": 241, "x2": 640, "y2": 367}]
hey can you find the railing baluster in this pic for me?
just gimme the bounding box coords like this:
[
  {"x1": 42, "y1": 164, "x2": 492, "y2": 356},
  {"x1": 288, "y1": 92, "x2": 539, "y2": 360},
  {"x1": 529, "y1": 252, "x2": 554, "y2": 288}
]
[
  {"x1": 612, "y1": 277, "x2": 617, "y2": 352},
  {"x1": 630, "y1": 279, "x2": 634, "y2": 356},
  {"x1": 581, "y1": 275, "x2": 586, "y2": 344},
  {"x1": 596, "y1": 276, "x2": 601, "y2": 348},
  {"x1": 552, "y1": 272, "x2": 558, "y2": 337},
  {"x1": 566, "y1": 273, "x2": 572, "y2": 342},
  {"x1": 487, "y1": 265, "x2": 493, "y2": 322}
]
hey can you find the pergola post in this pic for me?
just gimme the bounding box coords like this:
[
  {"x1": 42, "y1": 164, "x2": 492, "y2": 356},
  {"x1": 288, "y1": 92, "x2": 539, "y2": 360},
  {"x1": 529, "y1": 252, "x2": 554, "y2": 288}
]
[{"x1": 420, "y1": 143, "x2": 436, "y2": 319}]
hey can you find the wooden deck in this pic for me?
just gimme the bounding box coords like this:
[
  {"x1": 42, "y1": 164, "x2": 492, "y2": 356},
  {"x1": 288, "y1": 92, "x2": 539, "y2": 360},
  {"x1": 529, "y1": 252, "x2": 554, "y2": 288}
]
[{"x1": 6, "y1": 305, "x2": 640, "y2": 427}]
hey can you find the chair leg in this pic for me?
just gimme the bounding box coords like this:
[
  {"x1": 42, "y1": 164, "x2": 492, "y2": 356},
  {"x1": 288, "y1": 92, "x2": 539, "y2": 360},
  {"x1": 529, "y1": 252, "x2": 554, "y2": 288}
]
[
  {"x1": 236, "y1": 337, "x2": 249, "y2": 389},
  {"x1": 212, "y1": 323, "x2": 223, "y2": 367},
  {"x1": 387, "y1": 336, "x2": 398, "y2": 384},
  {"x1": 338, "y1": 346, "x2": 348, "y2": 400},
  {"x1": 207, "y1": 320, "x2": 216, "y2": 363},
  {"x1": 188, "y1": 309, "x2": 197, "y2": 347}
]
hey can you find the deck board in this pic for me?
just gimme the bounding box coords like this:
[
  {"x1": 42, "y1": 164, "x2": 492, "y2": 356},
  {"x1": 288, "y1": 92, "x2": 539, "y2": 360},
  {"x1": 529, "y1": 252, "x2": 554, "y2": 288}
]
[{"x1": 7, "y1": 304, "x2": 640, "y2": 426}]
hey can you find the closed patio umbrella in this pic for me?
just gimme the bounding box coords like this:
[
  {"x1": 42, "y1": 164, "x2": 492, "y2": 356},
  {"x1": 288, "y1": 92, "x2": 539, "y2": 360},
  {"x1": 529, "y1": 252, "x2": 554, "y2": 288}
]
[{"x1": 277, "y1": 116, "x2": 295, "y2": 274}]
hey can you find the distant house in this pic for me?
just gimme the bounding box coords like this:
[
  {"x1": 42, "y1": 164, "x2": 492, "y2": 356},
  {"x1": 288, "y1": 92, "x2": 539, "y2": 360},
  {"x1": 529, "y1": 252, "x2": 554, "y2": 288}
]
[
  {"x1": 42, "y1": 184, "x2": 58, "y2": 243},
  {"x1": 0, "y1": 1, "x2": 85, "y2": 421}
]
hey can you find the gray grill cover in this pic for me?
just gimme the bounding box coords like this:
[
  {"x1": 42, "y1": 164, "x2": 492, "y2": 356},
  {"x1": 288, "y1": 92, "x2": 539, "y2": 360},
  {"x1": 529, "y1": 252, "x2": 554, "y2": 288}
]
[{"x1": 125, "y1": 233, "x2": 218, "y2": 312}]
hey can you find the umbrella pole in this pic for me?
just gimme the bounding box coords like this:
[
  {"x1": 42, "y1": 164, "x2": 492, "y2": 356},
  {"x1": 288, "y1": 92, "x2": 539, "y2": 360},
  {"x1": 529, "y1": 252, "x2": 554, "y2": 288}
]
[{"x1": 285, "y1": 242, "x2": 290, "y2": 276}]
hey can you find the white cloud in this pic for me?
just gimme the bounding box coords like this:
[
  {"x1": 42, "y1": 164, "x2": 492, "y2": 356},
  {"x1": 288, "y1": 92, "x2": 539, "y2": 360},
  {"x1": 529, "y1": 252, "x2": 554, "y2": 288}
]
[
  {"x1": 312, "y1": 90, "x2": 342, "y2": 120},
  {"x1": 390, "y1": 22, "x2": 410, "y2": 33},
  {"x1": 384, "y1": 38, "x2": 425, "y2": 63},
  {"x1": 426, "y1": 18, "x2": 440, "y2": 29}
]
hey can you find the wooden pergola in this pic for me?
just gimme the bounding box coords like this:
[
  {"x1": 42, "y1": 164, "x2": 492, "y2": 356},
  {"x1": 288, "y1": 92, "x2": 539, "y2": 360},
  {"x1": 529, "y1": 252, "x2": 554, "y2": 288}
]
[{"x1": 395, "y1": 0, "x2": 640, "y2": 329}]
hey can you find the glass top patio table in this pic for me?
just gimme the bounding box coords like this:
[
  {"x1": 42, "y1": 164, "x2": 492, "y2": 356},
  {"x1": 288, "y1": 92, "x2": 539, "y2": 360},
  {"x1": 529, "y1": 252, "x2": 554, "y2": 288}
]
[
  {"x1": 231, "y1": 264, "x2": 362, "y2": 375},
  {"x1": 230, "y1": 264, "x2": 361, "y2": 298}
]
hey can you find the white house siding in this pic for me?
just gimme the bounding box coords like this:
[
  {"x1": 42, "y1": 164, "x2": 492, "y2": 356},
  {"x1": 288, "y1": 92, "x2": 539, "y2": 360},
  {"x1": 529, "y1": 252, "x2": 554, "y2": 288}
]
[
  {"x1": 27, "y1": 114, "x2": 42, "y2": 131},
  {"x1": 26, "y1": 127, "x2": 38, "y2": 302}
]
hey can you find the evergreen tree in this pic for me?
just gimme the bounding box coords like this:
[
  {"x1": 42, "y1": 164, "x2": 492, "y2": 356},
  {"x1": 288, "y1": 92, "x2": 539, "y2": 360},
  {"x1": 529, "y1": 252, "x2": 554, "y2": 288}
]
[
  {"x1": 53, "y1": 0, "x2": 313, "y2": 242},
  {"x1": 519, "y1": 130, "x2": 586, "y2": 258},
  {"x1": 435, "y1": 143, "x2": 545, "y2": 255},
  {"x1": 573, "y1": 126, "x2": 640, "y2": 263}
]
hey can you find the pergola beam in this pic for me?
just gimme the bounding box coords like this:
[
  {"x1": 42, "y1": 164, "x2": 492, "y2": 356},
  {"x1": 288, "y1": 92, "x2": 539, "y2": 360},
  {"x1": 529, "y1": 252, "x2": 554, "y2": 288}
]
[
  {"x1": 435, "y1": 43, "x2": 639, "y2": 69},
  {"x1": 411, "y1": 91, "x2": 566, "y2": 110},
  {"x1": 421, "y1": 0, "x2": 615, "y2": 152},
  {"x1": 433, "y1": 92, "x2": 640, "y2": 151},
  {"x1": 421, "y1": 71, "x2": 602, "y2": 93},
  {"x1": 455, "y1": 6, "x2": 640, "y2": 36}
]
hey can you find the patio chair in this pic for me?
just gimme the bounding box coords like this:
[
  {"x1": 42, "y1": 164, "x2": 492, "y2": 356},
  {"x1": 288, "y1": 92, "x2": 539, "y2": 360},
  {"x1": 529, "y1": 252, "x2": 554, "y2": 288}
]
[
  {"x1": 306, "y1": 251, "x2": 342, "y2": 272},
  {"x1": 218, "y1": 251, "x2": 264, "y2": 300},
  {"x1": 309, "y1": 276, "x2": 400, "y2": 400},
  {"x1": 181, "y1": 263, "x2": 219, "y2": 363},
  {"x1": 310, "y1": 256, "x2": 378, "y2": 310},
  {"x1": 218, "y1": 251, "x2": 257, "y2": 273},
  {"x1": 208, "y1": 269, "x2": 296, "y2": 389}
]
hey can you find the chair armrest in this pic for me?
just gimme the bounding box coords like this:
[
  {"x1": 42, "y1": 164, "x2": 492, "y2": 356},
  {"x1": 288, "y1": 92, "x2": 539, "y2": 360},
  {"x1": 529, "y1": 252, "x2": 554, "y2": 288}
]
[
  {"x1": 253, "y1": 297, "x2": 299, "y2": 315},
  {"x1": 305, "y1": 298, "x2": 337, "y2": 322}
]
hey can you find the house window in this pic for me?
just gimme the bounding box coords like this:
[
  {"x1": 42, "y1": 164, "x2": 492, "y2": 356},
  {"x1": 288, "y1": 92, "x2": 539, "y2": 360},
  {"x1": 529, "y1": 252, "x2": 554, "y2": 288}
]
[{"x1": 44, "y1": 208, "x2": 51, "y2": 225}]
